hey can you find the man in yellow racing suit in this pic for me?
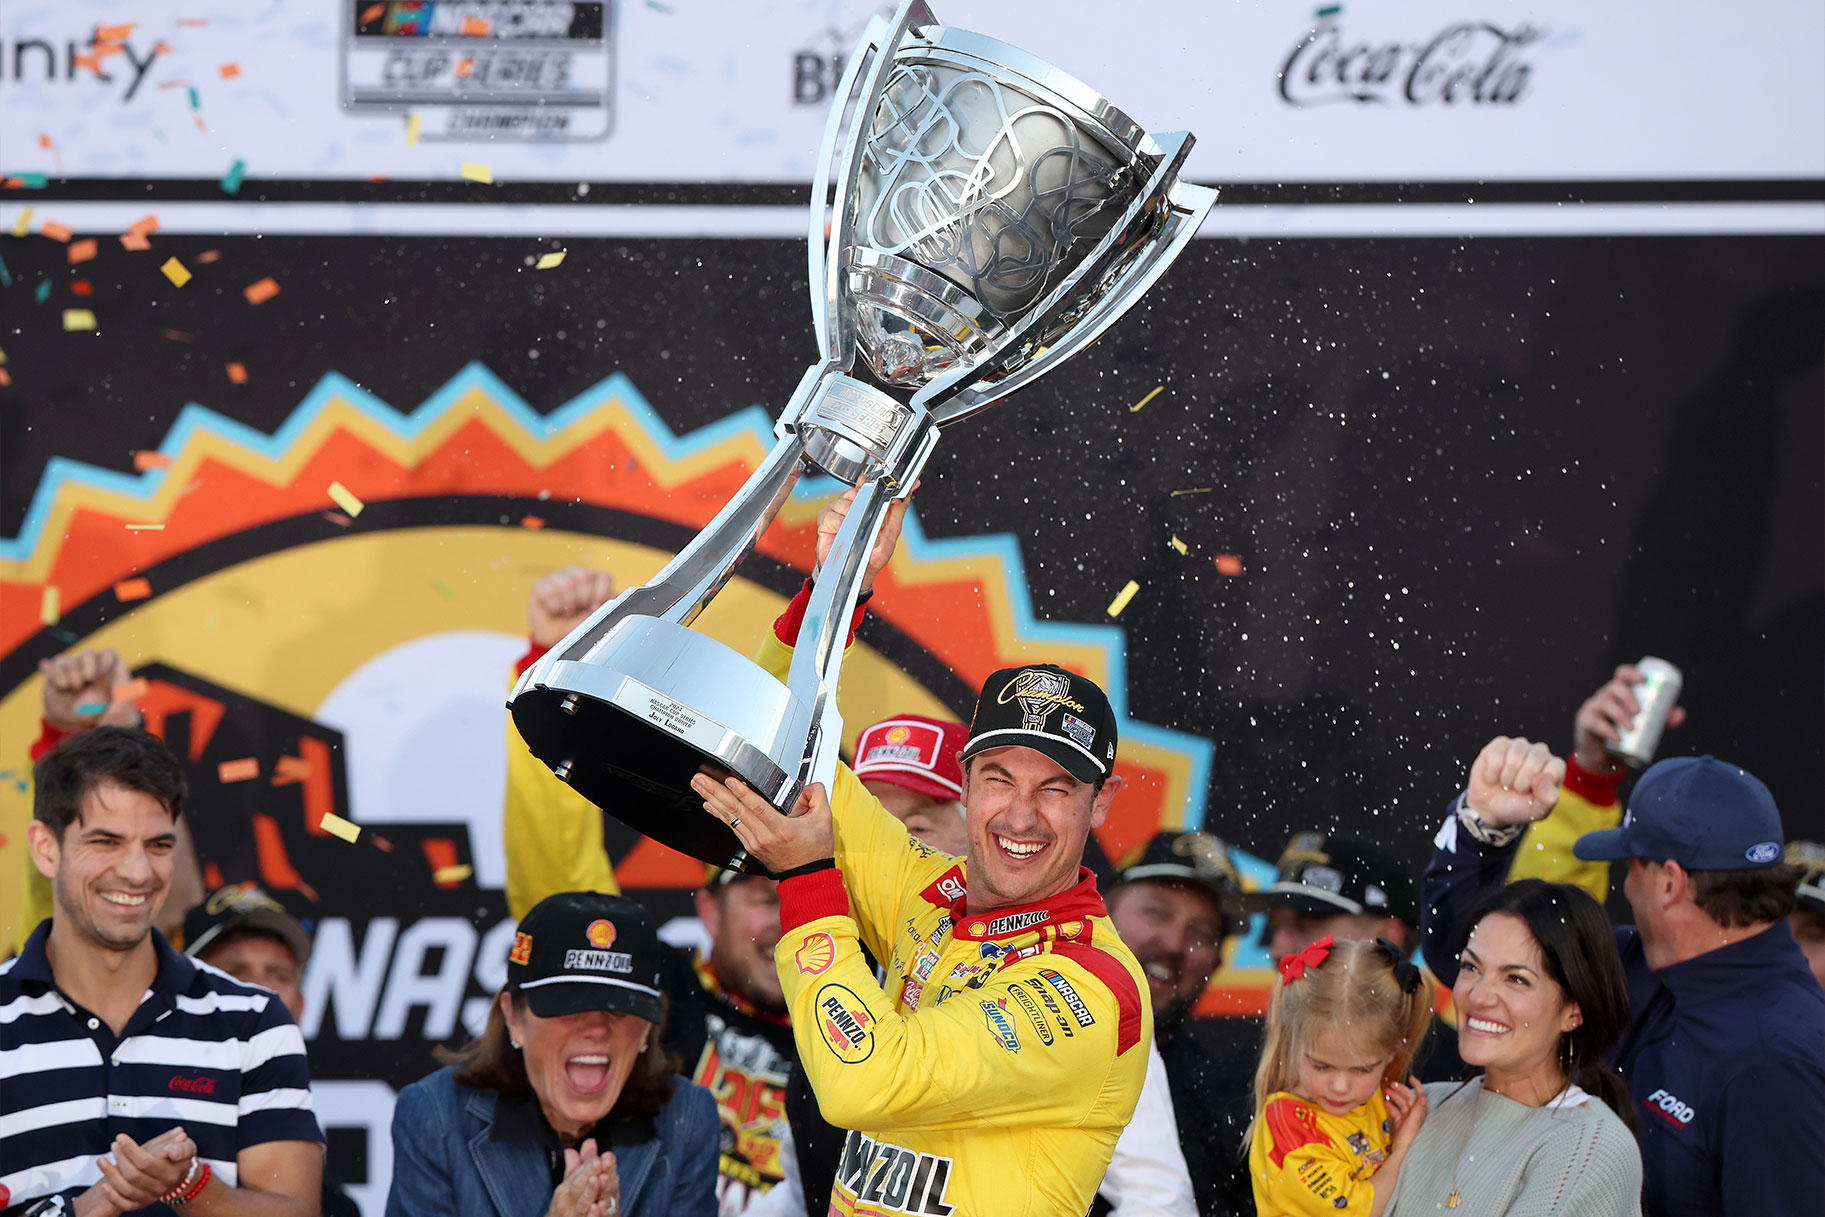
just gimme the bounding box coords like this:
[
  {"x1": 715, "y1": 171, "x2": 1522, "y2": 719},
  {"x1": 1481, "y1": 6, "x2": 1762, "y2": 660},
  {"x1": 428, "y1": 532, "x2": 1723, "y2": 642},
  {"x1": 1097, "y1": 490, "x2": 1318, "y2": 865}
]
[{"x1": 695, "y1": 611, "x2": 1151, "y2": 1216}]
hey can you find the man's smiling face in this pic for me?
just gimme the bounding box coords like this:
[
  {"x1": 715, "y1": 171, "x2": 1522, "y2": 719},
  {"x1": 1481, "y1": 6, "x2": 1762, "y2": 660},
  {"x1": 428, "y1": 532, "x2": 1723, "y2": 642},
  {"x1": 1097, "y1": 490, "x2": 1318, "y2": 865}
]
[
  {"x1": 962, "y1": 746, "x2": 1116, "y2": 913},
  {"x1": 39, "y1": 780, "x2": 177, "y2": 953}
]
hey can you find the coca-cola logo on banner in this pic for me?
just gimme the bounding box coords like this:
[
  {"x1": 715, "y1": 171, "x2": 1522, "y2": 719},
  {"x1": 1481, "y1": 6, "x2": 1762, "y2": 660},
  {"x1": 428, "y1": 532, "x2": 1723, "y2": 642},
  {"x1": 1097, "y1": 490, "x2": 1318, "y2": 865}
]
[{"x1": 1279, "y1": 15, "x2": 1553, "y2": 107}]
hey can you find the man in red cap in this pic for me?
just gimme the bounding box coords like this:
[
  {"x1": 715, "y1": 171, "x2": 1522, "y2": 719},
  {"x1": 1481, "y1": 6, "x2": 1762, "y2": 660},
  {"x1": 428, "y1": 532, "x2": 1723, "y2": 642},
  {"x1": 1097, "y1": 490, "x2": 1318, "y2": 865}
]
[{"x1": 851, "y1": 715, "x2": 969, "y2": 857}]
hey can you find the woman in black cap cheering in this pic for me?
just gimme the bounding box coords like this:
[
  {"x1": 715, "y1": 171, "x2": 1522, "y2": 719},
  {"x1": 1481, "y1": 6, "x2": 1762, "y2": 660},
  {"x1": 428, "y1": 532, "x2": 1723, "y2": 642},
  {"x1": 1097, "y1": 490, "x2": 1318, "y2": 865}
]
[{"x1": 386, "y1": 892, "x2": 718, "y2": 1217}]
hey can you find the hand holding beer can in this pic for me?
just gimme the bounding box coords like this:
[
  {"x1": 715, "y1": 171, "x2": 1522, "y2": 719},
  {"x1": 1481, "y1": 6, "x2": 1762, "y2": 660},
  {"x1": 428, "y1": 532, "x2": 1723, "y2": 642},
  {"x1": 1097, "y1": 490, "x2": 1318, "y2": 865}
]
[{"x1": 1606, "y1": 656, "x2": 1683, "y2": 768}]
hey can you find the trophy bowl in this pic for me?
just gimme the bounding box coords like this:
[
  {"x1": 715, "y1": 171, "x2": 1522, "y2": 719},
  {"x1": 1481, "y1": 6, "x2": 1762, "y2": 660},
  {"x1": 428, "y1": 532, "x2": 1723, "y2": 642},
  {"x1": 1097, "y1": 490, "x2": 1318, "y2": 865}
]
[{"x1": 510, "y1": 0, "x2": 1216, "y2": 869}]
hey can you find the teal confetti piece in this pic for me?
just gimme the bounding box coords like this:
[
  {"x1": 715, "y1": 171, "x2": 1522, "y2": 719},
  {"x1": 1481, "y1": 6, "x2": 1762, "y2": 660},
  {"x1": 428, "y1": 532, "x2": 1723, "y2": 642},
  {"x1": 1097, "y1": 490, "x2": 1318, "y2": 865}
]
[
  {"x1": 6, "y1": 172, "x2": 48, "y2": 189},
  {"x1": 188, "y1": 86, "x2": 200, "y2": 110},
  {"x1": 35, "y1": 278, "x2": 52, "y2": 303},
  {"x1": 1316, "y1": 4, "x2": 1341, "y2": 14},
  {"x1": 14, "y1": 779, "x2": 26, "y2": 792},
  {"x1": 75, "y1": 701, "x2": 108, "y2": 716},
  {"x1": 49, "y1": 626, "x2": 79, "y2": 644},
  {"x1": 0, "y1": 770, "x2": 13, "y2": 781},
  {"x1": 220, "y1": 158, "x2": 246, "y2": 196},
  {"x1": 0, "y1": 254, "x2": 11, "y2": 288}
]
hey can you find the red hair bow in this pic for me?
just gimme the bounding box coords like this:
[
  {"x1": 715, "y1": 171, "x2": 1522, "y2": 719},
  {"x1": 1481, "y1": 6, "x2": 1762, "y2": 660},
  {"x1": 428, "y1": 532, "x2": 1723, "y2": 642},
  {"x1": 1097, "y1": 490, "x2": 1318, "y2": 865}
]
[{"x1": 1278, "y1": 934, "x2": 1335, "y2": 984}]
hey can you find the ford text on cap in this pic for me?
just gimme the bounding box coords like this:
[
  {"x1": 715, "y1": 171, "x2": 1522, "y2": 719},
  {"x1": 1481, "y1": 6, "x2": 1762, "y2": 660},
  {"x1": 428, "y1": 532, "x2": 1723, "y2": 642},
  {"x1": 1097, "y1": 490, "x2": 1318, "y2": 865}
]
[
  {"x1": 961, "y1": 664, "x2": 1118, "y2": 784},
  {"x1": 508, "y1": 891, "x2": 665, "y2": 1023},
  {"x1": 853, "y1": 714, "x2": 968, "y2": 799},
  {"x1": 1573, "y1": 754, "x2": 1784, "y2": 871}
]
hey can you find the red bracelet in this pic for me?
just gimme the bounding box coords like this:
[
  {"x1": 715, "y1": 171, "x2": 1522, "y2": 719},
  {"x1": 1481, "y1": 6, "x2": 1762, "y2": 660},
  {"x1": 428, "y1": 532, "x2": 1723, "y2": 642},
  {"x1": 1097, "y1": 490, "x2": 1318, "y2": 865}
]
[{"x1": 161, "y1": 1159, "x2": 211, "y2": 1206}]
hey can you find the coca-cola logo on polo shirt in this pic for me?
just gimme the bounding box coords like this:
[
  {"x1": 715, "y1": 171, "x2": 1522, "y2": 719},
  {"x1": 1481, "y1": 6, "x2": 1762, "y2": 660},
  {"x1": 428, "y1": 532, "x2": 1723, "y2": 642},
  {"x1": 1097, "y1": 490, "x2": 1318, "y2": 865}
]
[{"x1": 1279, "y1": 16, "x2": 1553, "y2": 107}]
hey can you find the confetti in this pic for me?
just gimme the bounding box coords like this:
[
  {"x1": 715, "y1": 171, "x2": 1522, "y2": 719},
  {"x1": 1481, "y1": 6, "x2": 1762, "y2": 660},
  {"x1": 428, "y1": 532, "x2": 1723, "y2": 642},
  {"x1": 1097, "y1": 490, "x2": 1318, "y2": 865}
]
[
  {"x1": 433, "y1": 864, "x2": 474, "y2": 886},
  {"x1": 319, "y1": 812, "x2": 361, "y2": 844},
  {"x1": 96, "y1": 22, "x2": 136, "y2": 42},
  {"x1": 1214, "y1": 553, "x2": 1245, "y2": 577},
  {"x1": 1170, "y1": 487, "x2": 1214, "y2": 496},
  {"x1": 1128, "y1": 385, "x2": 1164, "y2": 413},
  {"x1": 460, "y1": 161, "x2": 494, "y2": 184},
  {"x1": 243, "y1": 276, "x2": 280, "y2": 305},
  {"x1": 134, "y1": 450, "x2": 173, "y2": 470},
  {"x1": 11, "y1": 208, "x2": 32, "y2": 237},
  {"x1": 40, "y1": 585, "x2": 60, "y2": 625},
  {"x1": 67, "y1": 238, "x2": 97, "y2": 264},
  {"x1": 120, "y1": 232, "x2": 151, "y2": 250},
  {"x1": 75, "y1": 702, "x2": 108, "y2": 717},
  {"x1": 371, "y1": 834, "x2": 395, "y2": 852},
  {"x1": 226, "y1": 361, "x2": 248, "y2": 384},
  {"x1": 0, "y1": 368, "x2": 10, "y2": 387},
  {"x1": 124, "y1": 523, "x2": 165, "y2": 531},
  {"x1": 271, "y1": 756, "x2": 313, "y2": 784},
  {"x1": 326, "y1": 481, "x2": 365, "y2": 517},
  {"x1": 322, "y1": 511, "x2": 353, "y2": 527},
  {"x1": 1106, "y1": 579, "x2": 1140, "y2": 618},
  {"x1": 455, "y1": 58, "x2": 476, "y2": 78},
  {"x1": 63, "y1": 309, "x2": 97, "y2": 331},
  {"x1": 360, "y1": 3, "x2": 386, "y2": 23},
  {"x1": 163, "y1": 329, "x2": 195, "y2": 342},
  {"x1": 535, "y1": 250, "x2": 566, "y2": 270},
  {"x1": 196, "y1": 249, "x2": 223, "y2": 263},
  {"x1": 405, "y1": 112, "x2": 422, "y2": 144},
  {"x1": 113, "y1": 678, "x2": 151, "y2": 704},
  {"x1": 462, "y1": 16, "x2": 492, "y2": 35},
  {"x1": 5, "y1": 173, "x2": 50, "y2": 189},
  {"x1": 161, "y1": 257, "x2": 192, "y2": 286},
  {"x1": 0, "y1": 257, "x2": 8, "y2": 288},
  {"x1": 218, "y1": 758, "x2": 261, "y2": 783},
  {"x1": 176, "y1": 16, "x2": 209, "y2": 26},
  {"x1": 431, "y1": 578, "x2": 455, "y2": 599},
  {"x1": 114, "y1": 577, "x2": 153, "y2": 600},
  {"x1": 220, "y1": 63, "x2": 240, "y2": 79},
  {"x1": 128, "y1": 214, "x2": 159, "y2": 236},
  {"x1": 40, "y1": 220, "x2": 72, "y2": 242},
  {"x1": 1169, "y1": 535, "x2": 1189, "y2": 555},
  {"x1": 35, "y1": 279, "x2": 52, "y2": 303},
  {"x1": 188, "y1": 86, "x2": 200, "y2": 110},
  {"x1": 70, "y1": 279, "x2": 94, "y2": 296},
  {"x1": 520, "y1": 515, "x2": 547, "y2": 530},
  {"x1": 219, "y1": 158, "x2": 246, "y2": 196}
]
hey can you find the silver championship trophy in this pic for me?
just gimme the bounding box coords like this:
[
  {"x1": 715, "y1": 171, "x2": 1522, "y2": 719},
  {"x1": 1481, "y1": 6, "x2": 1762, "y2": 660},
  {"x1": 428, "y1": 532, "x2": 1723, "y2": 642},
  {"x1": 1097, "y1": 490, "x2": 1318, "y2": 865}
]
[{"x1": 509, "y1": 0, "x2": 1216, "y2": 870}]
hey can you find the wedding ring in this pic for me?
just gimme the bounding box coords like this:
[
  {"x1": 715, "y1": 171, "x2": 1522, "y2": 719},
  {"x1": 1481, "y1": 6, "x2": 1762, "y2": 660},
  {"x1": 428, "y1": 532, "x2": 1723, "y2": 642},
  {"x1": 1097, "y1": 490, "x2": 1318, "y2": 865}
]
[
  {"x1": 729, "y1": 818, "x2": 742, "y2": 829},
  {"x1": 604, "y1": 1200, "x2": 617, "y2": 1216}
]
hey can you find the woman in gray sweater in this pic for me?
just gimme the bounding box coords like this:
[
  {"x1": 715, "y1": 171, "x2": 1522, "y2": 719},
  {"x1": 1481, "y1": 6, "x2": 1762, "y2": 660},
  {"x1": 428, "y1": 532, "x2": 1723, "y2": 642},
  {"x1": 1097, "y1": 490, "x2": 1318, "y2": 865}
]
[{"x1": 1388, "y1": 879, "x2": 1642, "y2": 1216}]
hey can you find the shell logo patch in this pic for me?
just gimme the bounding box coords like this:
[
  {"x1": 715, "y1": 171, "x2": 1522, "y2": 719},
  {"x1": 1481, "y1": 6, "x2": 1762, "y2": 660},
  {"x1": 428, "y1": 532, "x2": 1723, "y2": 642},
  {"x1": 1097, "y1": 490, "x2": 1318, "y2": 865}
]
[
  {"x1": 796, "y1": 932, "x2": 837, "y2": 976},
  {"x1": 509, "y1": 932, "x2": 534, "y2": 965},
  {"x1": 886, "y1": 725, "x2": 911, "y2": 744},
  {"x1": 586, "y1": 919, "x2": 617, "y2": 948}
]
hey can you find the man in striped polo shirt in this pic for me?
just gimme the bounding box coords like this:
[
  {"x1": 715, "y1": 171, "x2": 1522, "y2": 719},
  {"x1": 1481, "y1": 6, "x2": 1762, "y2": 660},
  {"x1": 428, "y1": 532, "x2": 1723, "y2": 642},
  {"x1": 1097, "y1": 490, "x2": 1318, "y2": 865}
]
[{"x1": 2, "y1": 726, "x2": 323, "y2": 1217}]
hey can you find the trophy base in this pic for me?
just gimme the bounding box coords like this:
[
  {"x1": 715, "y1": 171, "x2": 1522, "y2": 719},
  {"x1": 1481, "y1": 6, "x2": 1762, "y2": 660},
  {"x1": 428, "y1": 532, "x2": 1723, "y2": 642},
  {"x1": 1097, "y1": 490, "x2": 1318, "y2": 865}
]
[{"x1": 510, "y1": 617, "x2": 804, "y2": 871}]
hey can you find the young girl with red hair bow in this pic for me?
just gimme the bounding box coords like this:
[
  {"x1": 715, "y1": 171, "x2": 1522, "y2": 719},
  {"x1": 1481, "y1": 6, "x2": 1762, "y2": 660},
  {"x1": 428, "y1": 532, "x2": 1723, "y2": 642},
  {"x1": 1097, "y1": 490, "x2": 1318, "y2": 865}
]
[{"x1": 1247, "y1": 936, "x2": 1435, "y2": 1216}]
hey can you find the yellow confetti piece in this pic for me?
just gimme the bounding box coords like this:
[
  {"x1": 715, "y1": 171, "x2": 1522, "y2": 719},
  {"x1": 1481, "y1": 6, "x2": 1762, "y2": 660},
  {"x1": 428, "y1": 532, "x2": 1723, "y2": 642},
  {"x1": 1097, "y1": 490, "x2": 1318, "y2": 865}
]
[
  {"x1": 320, "y1": 812, "x2": 361, "y2": 843},
  {"x1": 1170, "y1": 487, "x2": 1214, "y2": 497},
  {"x1": 433, "y1": 864, "x2": 474, "y2": 884},
  {"x1": 62, "y1": 309, "x2": 97, "y2": 331},
  {"x1": 1169, "y1": 535, "x2": 1188, "y2": 555},
  {"x1": 406, "y1": 112, "x2": 422, "y2": 144},
  {"x1": 161, "y1": 257, "x2": 192, "y2": 287},
  {"x1": 0, "y1": 345, "x2": 6, "y2": 364},
  {"x1": 1106, "y1": 579, "x2": 1140, "y2": 618},
  {"x1": 40, "y1": 586, "x2": 60, "y2": 625},
  {"x1": 1129, "y1": 385, "x2": 1165, "y2": 413},
  {"x1": 535, "y1": 250, "x2": 566, "y2": 270},
  {"x1": 11, "y1": 208, "x2": 32, "y2": 238},
  {"x1": 326, "y1": 480, "x2": 365, "y2": 517},
  {"x1": 124, "y1": 523, "x2": 165, "y2": 531},
  {"x1": 460, "y1": 161, "x2": 493, "y2": 184}
]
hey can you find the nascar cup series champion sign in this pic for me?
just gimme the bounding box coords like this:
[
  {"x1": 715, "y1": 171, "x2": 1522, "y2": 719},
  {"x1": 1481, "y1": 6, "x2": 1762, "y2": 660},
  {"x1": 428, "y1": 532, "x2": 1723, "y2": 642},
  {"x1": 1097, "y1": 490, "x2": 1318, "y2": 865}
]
[{"x1": 509, "y1": 0, "x2": 1216, "y2": 866}]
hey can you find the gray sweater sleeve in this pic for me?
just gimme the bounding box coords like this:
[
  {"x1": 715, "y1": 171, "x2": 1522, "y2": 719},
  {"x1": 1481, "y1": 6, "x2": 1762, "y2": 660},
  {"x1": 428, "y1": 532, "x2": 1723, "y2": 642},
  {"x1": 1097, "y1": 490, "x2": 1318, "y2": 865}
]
[{"x1": 1503, "y1": 1113, "x2": 1643, "y2": 1217}]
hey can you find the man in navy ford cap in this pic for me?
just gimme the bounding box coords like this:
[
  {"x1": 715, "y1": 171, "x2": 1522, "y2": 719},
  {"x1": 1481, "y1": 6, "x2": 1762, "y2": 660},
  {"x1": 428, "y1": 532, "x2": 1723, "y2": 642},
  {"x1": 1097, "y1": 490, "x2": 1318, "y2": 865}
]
[{"x1": 1420, "y1": 737, "x2": 1825, "y2": 1217}]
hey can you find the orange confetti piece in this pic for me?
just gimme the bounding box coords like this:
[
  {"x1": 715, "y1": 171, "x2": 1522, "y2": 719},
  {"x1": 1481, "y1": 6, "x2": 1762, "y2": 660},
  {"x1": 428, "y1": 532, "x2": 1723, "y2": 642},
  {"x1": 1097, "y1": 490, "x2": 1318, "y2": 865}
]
[
  {"x1": 243, "y1": 277, "x2": 280, "y2": 305},
  {"x1": 119, "y1": 231, "x2": 151, "y2": 251},
  {"x1": 218, "y1": 758, "x2": 260, "y2": 783},
  {"x1": 133, "y1": 450, "x2": 173, "y2": 471},
  {"x1": 95, "y1": 23, "x2": 135, "y2": 41},
  {"x1": 226, "y1": 362, "x2": 248, "y2": 384},
  {"x1": 112, "y1": 677, "x2": 151, "y2": 705},
  {"x1": 127, "y1": 214, "x2": 159, "y2": 236},
  {"x1": 1214, "y1": 553, "x2": 1245, "y2": 577},
  {"x1": 455, "y1": 57, "x2": 475, "y2": 78},
  {"x1": 158, "y1": 79, "x2": 190, "y2": 90},
  {"x1": 219, "y1": 63, "x2": 240, "y2": 79},
  {"x1": 38, "y1": 134, "x2": 52, "y2": 149},
  {"x1": 67, "y1": 239, "x2": 97, "y2": 264},
  {"x1": 322, "y1": 511, "x2": 353, "y2": 527},
  {"x1": 371, "y1": 834, "x2": 395, "y2": 853},
  {"x1": 461, "y1": 16, "x2": 491, "y2": 35},
  {"x1": 196, "y1": 249, "x2": 222, "y2": 263},
  {"x1": 175, "y1": 17, "x2": 209, "y2": 26},
  {"x1": 0, "y1": 368, "x2": 12, "y2": 388},
  {"x1": 113, "y1": 577, "x2": 152, "y2": 602},
  {"x1": 520, "y1": 515, "x2": 547, "y2": 530},
  {"x1": 41, "y1": 221, "x2": 72, "y2": 242},
  {"x1": 162, "y1": 329, "x2": 194, "y2": 342},
  {"x1": 273, "y1": 755, "x2": 313, "y2": 782},
  {"x1": 70, "y1": 280, "x2": 93, "y2": 296},
  {"x1": 360, "y1": 3, "x2": 386, "y2": 23}
]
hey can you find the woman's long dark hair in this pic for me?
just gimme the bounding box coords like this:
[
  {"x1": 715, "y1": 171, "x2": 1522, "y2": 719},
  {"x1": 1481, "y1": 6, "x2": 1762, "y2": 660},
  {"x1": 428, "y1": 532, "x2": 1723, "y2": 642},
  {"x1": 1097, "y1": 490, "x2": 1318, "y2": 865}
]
[
  {"x1": 436, "y1": 985, "x2": 681, "y2": 1124},
  {"x1": 1463, "y1": 879, "x2": 1634, "y2": 1126}
]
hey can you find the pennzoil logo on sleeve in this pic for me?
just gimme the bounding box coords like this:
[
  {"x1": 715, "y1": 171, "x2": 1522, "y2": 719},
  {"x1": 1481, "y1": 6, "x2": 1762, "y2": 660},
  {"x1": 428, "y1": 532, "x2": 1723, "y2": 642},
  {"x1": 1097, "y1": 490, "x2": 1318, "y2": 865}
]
[
  {"x1": 837, "y1": 1130, "x2": 956, "y2": 1215},
  {"x1": 816, "y1": 984, "x2": 876, "y2": 1064}
]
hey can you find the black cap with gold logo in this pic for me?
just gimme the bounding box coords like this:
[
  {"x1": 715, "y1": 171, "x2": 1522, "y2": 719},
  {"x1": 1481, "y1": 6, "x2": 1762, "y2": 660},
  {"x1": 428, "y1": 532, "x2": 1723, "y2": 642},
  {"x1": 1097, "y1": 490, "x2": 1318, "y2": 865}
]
[{"x1": 961, "y1": 664, "x2": 1118, "y2": 783}]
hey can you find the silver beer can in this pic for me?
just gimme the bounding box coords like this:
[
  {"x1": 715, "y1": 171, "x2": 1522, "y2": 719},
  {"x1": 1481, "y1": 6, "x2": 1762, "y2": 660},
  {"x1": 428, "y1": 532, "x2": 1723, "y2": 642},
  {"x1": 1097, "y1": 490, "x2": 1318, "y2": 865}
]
[{"x1": 1607, "y1": 656, "x2": 1684, "y2": 768}]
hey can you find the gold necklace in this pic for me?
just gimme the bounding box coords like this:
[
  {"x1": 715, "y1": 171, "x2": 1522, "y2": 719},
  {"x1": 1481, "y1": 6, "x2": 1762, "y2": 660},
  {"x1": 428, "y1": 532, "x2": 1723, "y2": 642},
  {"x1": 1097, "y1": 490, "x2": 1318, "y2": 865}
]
[{"x1": 1444, "y1": 1083, "x2": 1549, "y2": 1209}]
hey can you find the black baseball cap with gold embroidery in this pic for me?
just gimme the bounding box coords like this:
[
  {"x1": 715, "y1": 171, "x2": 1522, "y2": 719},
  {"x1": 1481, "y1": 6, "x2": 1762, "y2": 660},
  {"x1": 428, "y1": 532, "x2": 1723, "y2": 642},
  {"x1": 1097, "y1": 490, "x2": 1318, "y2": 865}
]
[
  {"x1": 961, "y1": 664, "x2": 1118, "y2": 783},
  {"x1": 508, "y1": 892, "x2": 664, "y2": 1022}
]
